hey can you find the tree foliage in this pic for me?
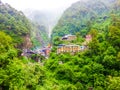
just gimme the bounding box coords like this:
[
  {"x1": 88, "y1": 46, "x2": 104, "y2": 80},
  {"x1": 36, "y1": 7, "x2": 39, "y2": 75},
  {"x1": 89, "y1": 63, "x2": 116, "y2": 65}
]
[{"x1": 0, "y1": 0, "x2": 120, "y2": 90}]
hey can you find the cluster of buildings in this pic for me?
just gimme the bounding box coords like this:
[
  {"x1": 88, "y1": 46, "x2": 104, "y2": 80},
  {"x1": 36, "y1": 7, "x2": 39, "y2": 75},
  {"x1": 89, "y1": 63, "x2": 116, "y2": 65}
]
[
  {"x1": 21, "y1": 44, "x2": 51, "y2": 59},
  {"x1": 57, "y1": 34, "x2": 92, "y2": 54},
  {"x1": 21, "y1": 34, "x2": 92, "y2": 59},
  {"x1": 37, "y1": 44, "x2": 51, "y2": 58}
]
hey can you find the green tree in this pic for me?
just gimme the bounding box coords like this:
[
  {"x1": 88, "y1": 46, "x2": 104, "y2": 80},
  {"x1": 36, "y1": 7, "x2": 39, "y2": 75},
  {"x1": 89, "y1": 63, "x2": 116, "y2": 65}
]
[{"x1": 107, "y1": 76, "x2": 120, "y2": 90}]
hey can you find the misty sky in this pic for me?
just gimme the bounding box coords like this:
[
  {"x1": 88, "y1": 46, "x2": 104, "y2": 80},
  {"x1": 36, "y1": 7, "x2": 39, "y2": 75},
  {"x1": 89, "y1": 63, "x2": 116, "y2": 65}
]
[{"x1": 2, "y1": 0, "x2": 80, "y2": 11}]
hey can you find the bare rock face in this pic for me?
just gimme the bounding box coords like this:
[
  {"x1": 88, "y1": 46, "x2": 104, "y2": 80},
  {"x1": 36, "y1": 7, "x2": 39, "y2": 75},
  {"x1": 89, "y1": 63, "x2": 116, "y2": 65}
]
[{"x1": 22, "y1": 34, "x2": 33, "y2": 49}]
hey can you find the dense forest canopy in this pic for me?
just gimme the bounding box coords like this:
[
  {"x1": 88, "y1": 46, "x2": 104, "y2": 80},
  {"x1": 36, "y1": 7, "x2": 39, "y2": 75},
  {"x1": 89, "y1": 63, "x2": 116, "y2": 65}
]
[
  {"x1": 0, "y1": 1, "x2": 49, "y2": 49},
  {"x1": 0, "y1": 0, "x2": 120, "y2": 89},
  {"x1": 0, "y1": 2, "x2": 31, "y2": 47},
  {"x1": 52, "y1": 0, "x2": 119, "y2": 39}
]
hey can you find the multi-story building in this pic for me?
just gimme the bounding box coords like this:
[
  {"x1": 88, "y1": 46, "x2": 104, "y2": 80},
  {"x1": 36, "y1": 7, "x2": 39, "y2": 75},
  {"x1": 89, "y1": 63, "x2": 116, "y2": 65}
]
[
  {"x1": 57, "y1": 44, "x2": 81, "y2": 54},
  {"x1": 62, "y1": 34, "x2": 77, "y2": 41},
  {"x1": 57, "y1": 34, "x2": 92, "y2": 54}
]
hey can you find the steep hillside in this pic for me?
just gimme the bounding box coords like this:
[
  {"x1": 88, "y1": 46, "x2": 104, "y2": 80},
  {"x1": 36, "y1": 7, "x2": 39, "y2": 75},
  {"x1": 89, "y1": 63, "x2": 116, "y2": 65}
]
[
  {"x1": 0, "y1": 1, "x2": 49, "y2": 49},
  {"x1": 30, "y1": 23, "x2": 49, "y2": 48},
  {"x1": 24, "y1": 10, "x2": 62, "y2": 37},
  {"x1": 1, "y1": 0, "x2": 120, "y2": 89},
  {"x1": 52, "y1": 0, "x2": 119, "y2": 39},
  {"x1": 0, "y1": 1, "x2": 32, "y2": 49}
]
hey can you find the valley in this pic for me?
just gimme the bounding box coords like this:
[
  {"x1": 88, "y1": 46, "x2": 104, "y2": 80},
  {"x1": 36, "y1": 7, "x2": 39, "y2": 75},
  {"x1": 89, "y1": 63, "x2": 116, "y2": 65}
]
[{"x1": 0, "y1": 0, "x2": 120, "y2": 90}]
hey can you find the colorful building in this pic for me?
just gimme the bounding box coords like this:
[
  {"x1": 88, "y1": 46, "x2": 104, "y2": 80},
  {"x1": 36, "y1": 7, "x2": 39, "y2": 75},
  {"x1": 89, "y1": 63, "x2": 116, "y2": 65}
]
[
  {"x1": 62, "y1": 34, "x2": 77, "y2": 41},
  {"x1": 40, "y1": 44, "x2": 52, "y2": 57},
  {"x1": 86, "y1": 35, "x2": 92, "y2": 42},
  {"x1": 57, "y1": 44, "x2": 81, "y2": 54},
  {"x1": 57, "y1": 34, "x2": 92, "y2": 54},
  {"x1": 82, "y1": 34, "x2": 92, "y2": 46}
]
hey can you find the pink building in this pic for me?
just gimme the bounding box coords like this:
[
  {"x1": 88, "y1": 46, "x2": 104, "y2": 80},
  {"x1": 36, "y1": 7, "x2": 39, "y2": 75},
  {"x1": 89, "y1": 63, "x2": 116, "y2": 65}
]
[
  {"x1": 85, "y1": 35, "x2": 92, "y2": 42},
  {"x1": 82, "y1": 35, "x2": 92, "y2": 46}
]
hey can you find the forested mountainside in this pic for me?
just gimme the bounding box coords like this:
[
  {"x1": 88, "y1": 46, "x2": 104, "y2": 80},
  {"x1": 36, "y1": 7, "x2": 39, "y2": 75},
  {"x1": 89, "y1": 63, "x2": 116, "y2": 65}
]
[
  {"x1": 30, "y1": 22, "x2": 49, "y2": 48},
  {"x1": 0, "y1": 1, "x2": 48, "y2": 48},
  {"x1": 1, "y1": 0, "x2": 120, "y2": 90},
  {"x1": 0, "y1": 1, "x2": 32, "y2": 49},
  {"x1": 0, "y1": 1, "x2": 48, "y2": 89},
  {"x1": 52, "y1": 0, "x2": 120, "y2": 39}
]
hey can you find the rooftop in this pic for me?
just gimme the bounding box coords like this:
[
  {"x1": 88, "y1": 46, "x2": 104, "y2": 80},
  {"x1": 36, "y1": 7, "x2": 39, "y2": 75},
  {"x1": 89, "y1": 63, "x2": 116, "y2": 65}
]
[
  {"x1": 63, "y1": 34, "x2": 76, "y2": 38},
  {"x1": 58, "y1": 44, "x2": 80, "y2": 48}
]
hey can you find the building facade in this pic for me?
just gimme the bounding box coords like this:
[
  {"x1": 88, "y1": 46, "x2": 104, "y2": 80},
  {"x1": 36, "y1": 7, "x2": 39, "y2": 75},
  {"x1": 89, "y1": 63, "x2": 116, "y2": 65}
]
[
  {"x1": 57, "y1": 44, "x2": 81, "y2": 54},
  {"x1": 62, "y1": 34, "x2": 77, "y2": 41}
]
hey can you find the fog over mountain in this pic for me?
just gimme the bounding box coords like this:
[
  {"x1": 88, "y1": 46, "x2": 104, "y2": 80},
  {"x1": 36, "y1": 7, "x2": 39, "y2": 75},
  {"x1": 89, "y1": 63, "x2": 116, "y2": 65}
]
[
  {"x1": 2, "y1": 0, "x2": 115, "y2": 37},
  {"x1": 2, "y1": 0, "x2": 80, "y2": 37},
  {"x1": 23, "y1": 9, "x2": 63, "y2": 38},
  {"x1": 1, "y1": 0, "x2": 120, "y2": 89},
  {"x1": 52, "y1": 0, "x2": 119, "y2": 38},
  {"x1": 22, "y1": 1, "x2": 81, "y2": 38},
  {"x1": 2, "y1": 0, "x2": 80, "y2": 11}
]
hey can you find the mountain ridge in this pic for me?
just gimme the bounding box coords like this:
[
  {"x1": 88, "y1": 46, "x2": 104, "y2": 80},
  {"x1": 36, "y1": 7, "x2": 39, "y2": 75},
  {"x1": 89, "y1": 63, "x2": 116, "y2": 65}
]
[
  {"x1": 0, "y1": 1, "x2": 49, "y2": 49},
  {"x1": 51, "y1": 0, "x2": 118, "y2": 39}
]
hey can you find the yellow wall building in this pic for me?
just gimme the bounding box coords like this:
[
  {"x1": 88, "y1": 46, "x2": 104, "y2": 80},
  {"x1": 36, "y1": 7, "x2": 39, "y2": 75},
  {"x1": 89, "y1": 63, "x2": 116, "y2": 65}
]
[{"x1": 57, "y1": 45, "x2": 81, "y2": 54}]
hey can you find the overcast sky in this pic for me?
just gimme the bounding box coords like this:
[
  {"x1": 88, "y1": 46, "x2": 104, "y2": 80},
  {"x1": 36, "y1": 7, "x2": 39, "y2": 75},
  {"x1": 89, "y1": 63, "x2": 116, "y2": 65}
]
[{"x1": 2, "y1": 0, "x2": 80, "y2": 11}]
